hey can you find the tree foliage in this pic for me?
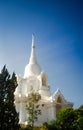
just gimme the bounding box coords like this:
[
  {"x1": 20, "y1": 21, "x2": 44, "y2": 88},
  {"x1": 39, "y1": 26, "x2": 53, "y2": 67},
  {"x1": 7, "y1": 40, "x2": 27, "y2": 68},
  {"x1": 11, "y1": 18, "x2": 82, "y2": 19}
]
[
  {"x1": 0, "y1": 65, "x2": 20, "y2": 130},
  {"x1": 55, "y1": 107, "x2": 75, "y2": 130},
  {"x1": 55, "y1": 106, "x2": 83, "y2": 130},
  {"x1": 73, "y1": 106, "x2": 83, "y2": 130},
  {"x1": 43, "y1": 121, "x2": 57, "y2": 130},
  {"x1": 26, "y1": 89, "x2": 41, "y2": 129},
  {"x1": 42, "y1": 106, "x2": 83, "y2": 130}
]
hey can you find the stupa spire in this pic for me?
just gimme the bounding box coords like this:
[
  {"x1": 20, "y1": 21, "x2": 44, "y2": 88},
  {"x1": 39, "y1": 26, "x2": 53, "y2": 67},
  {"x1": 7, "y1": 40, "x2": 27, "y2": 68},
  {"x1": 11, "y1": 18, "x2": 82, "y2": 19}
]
[
  {"x1": 32, "y1": 33, "x2": 35, "y2": 48},
  {"x1": 29, "y1": 34, "x2": 37, "y2": 64},
  {"x1": 24, "y1": 34, "x2": 41, "y2": 78}
]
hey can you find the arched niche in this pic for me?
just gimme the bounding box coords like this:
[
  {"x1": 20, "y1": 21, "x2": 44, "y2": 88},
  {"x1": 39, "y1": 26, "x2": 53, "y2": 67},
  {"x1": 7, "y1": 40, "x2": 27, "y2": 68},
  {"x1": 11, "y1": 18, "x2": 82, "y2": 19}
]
[
  {"x1": 57, "y1": 96, "x2": 62, "y2": 103},
  {"x1": 41, "y1": 72, "x2": 47, "y2": 86}
]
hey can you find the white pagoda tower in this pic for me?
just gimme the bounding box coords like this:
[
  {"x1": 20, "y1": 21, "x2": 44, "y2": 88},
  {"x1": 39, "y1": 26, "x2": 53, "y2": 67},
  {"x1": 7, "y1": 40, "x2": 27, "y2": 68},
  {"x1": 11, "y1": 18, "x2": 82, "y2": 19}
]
[{"x1": 14, "y1": 34, "x2": 73, "y2": 126}]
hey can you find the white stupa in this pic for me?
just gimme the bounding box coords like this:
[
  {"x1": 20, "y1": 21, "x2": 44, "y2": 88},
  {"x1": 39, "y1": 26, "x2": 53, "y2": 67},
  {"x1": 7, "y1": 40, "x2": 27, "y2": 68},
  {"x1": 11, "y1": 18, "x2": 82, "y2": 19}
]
[{"x1": 14, "y1": 34, "x2": 73, "y2": 125}]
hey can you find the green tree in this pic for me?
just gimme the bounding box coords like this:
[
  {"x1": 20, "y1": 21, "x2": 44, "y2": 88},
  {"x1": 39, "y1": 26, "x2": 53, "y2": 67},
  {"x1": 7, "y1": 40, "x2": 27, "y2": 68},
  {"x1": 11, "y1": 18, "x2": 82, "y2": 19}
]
[
  {"x1": 73, "y1": 106, "x2": 83, "y2": 130},
  {"x1": 43, "y1": 120, "x2": 57, "y2": 130},
  {"x1": 55, "y1": 107, "x2": 76, "y2": 130},
  {"x1": 55, "y1": 106, "x2": 83, "y2": 130},
  {"x1": 0, "y1": 65, "x2": 20, "y2": 130},
  {"x1": 26, "y1": 89, "x2": 41, "y2": 129}
]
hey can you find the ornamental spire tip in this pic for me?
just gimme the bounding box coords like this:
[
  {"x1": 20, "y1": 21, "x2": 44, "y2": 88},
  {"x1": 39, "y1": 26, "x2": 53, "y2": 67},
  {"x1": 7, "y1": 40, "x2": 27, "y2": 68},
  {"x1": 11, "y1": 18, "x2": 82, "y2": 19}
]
[{"x1": 32, "y1": 33, "x2": 35, "y2": 48}]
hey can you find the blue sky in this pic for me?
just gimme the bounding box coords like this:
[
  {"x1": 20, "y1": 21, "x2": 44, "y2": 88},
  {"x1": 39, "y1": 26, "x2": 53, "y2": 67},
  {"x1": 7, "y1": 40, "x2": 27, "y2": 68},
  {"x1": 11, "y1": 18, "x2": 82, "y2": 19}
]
[{"x1": 0, "y1": 0, "x2": 83, "y2": 108}]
